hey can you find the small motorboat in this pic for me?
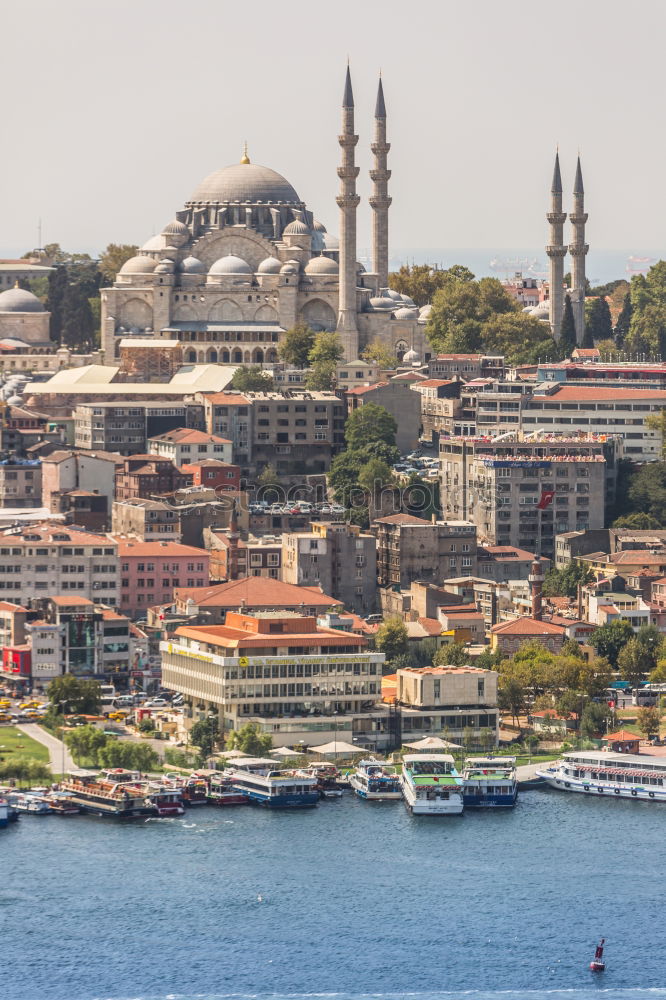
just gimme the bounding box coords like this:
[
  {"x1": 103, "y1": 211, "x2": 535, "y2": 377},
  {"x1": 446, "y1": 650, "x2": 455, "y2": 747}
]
[{"x1": 590, "y1": 938, "x2": 606, "y2": 972}]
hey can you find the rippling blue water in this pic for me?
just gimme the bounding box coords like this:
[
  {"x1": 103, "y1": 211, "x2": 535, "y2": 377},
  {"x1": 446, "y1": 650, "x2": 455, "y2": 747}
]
[{"x1": 2, "y1": 790, "x2": 664, "y2": 1000}]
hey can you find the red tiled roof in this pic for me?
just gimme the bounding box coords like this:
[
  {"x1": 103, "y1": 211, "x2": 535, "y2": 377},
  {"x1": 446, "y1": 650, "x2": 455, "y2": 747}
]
[
  {"x1": 391, "y1": 372, "x2": 427, "y2": 381},
  {"x1": 346, "y1": 382, "x2": 390, "y2": 395},
  {"x1": 604, "y1": 730, "x2": 640, "y2": 742},
  {"x1": 0, "y1": 523, "x2": 116, "y2": 546},
  {"x1": 113, "y1": 538, "x2": 209, "y2": 557},
  {"x1": 532, "y1": 386, "x2": 666, "y2": 402},
  {"x1": 150, "y1": 428, "x2": 231, "y2": 445},
  {"x1": 435, "y1": 354, "x2": 484, "y2": 361},
  {"x1": 49, "y1": 596, "x2": 94, "y2": 607},
  {"x1": 0, "y1": 601, "x2": 27, "y2": 612},
  {"x1": 199, "y1": 392, "x2": 251, "y2": 404},
  {"x1": 608, "y1": 550, "x2": 666, "y2": 565},
  {"x1": 373, "y1": 513, "x2": 432, "y2": 525},
  {"x1": 417, "y1": 617, "x2": 443, "y2": 636},
  {"x1": 480, "y1": 545, "x2": 537, "y2": 560},
  {"x1": 175, "y1": 576, "x2": 339, "y2": 609},
  {"x1": 416, "y1": 378, "x2": 457, "y2": 388},
  {"x1": 490, "y1": 616, "x2": 565, "y2": 635}
]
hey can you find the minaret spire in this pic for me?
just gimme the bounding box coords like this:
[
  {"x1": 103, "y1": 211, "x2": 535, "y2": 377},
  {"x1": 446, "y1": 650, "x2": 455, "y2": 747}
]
[
  {"x1": 370, "y1": 75, "x2": 392, "y2": 290},
  {"x1": 336, "y1": 64, "x2": 360, "y2": 359},
  {"x1": 568, "y1": 155, "x2": 588, "y2": 344},
  {"x1": 546, "y1": 151, "x2": 567, "y2": 339}
]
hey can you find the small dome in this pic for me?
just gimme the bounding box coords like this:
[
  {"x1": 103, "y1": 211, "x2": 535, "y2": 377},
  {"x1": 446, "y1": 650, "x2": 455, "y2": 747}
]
[
  {"x1": 280, "y1": 261, "x2": 299, "y2": 275},
  {"x1": 529, "y1": 301, "x2": 550, "y2": 318},
  {"x1": 393, "y1": 306, "x2": 419, "y2": 321},
  {"x1": 283, "y1": 219, "x2": 310, "y2": 237},
  {"x1": 419, "y1": 304, "x2": 432, "y2": 317},
  {"x1": 312, "y1": 220, "x2": 327, "y2": 233},
  {"x1": 403, "y1": 348, "x2": 420, "y2": 363},
  {"x1": 400, "y1": 294, "x2": 416, "y2": 306},
  {"x1": 209, "y1": 255, "x2": 252, "y2": 275},
  {"x1": 257, "y1": 256, "x2": 282, "y2": 274},
  {"x1": 305, "y1": 255, "x2": 339, "y2": 276},
  {"x1": 162, "y1": 220, "x2": 189, "y2": 238},
  {"x1": 180, "y1": 256, "x2": 206, "y2": 274},
  {"x1": 141, "y1": 234, "x2": 166, "y2": 252},
  {"x1": 385, "y1": 289, "x2": 402, "y2": 301},
  {"x1": 7, "y1": 394, "x2": 22, "y2": 406},
  {"x1": 323, "y1": 233, "x2": 339, "y2": 250},
  {"x1": 0, "y1": 287, "x2": 45, "y2": 313},
  {"x1": 154, "y1": 259, "x2": 175, "y2": 274},
  {"x1": 368, "y1": 296, "x2": 395, "y2": 310},
  {"x1": 119, "y1": 255, "x2": 159, "y2": 274}
]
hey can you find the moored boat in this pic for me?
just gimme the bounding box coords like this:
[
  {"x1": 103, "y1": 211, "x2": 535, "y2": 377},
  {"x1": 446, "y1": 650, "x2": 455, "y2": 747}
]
[
  {"x1": 537, "y1": 750, "x2": 666, "y2": 802},
  {"x1": 399, "y1": 754, "x2": 464, "y2": 815},
  {"x1": 7, "y1": 792, "x2": 53, "y2": 815},
  {"x1": 207, "y1": 773, "x2": 248, "y2": 806},
  {"x1": 462, "y1": 757, "x2": 518, "y2": 807},
  {"x1": 349, "y1": 759, "x2": 401, "y2": 800},
  {"x1": 145, "y1": 782, "x2": 185, "y2": 816},
  {"x1": 229, "y1": 768, "x2": 319, "y2": 808},
  {"x1": 0, "y1": 797, "x2": 8, "y2": 827},
  {"x1": 59, "y1": 770, "x2": 156, "y2": 818},
  {"x1": 43, "y1": 792, "x2": 80, "y2": 816}
]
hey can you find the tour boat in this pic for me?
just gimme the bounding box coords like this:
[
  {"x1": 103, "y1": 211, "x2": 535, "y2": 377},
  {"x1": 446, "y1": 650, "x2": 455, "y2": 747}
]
[
  {"x1": 145, "y1": 782, "x2": 185, "y2": 817},
  {"x1": 0, "y1": 797, "x2": 8, "y2": 827},
  {"x1": 207, "y1": 773, "x2": 249, "y2": 806},
  {"x1": 537, "y1": 750, "x2": 666, "y2": 802},
  {"x1": 295, "y1": 763, "x2": 343, "y2": 798},
  {"x1": 43, "y1": 792, "x2": 81, "y2": 816},
  {"x1": 349, "y1": 759, "x2": 402, "y2": 800},
  {"x1": 462, "y1": 757, "x2": 518, "y2": 807},
  {"x1": 399, "y1": 754, "x2": 464, "y2": 815},
  {"x1": 7, "y1": 792, "x2": 53, "y2": 815},
  {"x1": 59, "y1": 772, "x2": 156, "y2": 818},
  {"x1": 163, "y1": 774, "x2": 209, "y2": 806},
  {"x1": 229, "y1": 768, "x2": 320, "y2": 808}
]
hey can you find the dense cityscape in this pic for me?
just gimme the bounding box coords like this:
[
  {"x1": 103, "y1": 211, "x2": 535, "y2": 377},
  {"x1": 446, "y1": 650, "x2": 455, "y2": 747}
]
[{"x1": 3, "y1": 9, "x2": 666, "y2": 999}]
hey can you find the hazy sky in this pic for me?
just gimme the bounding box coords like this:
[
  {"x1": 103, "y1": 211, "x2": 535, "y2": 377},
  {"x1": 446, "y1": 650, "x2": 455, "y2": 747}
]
[{"x1": 2, "y1": 0, "x2": 665, "y2": 258}]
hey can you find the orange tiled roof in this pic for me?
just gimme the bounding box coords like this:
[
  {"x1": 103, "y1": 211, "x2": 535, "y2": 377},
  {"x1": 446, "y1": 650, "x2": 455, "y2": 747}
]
[
  {"x1": 532, "y1": 386, "x2": 666, "y2": 402},
  {"x1": 114, "y1": 538, "x2": 209, "y2": 557},
  {"x1": 490, "y1": 616, "x2": 565, "y2": 635},
  {"x1": 175, "y1": 576, "x2": 339, "y2": 609}
]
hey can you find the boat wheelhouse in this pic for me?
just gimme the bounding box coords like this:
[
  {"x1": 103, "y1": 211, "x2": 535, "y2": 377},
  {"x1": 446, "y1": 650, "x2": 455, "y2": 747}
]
[
  {"x1": 146, "y1": 783, "x2": 185, "y2": 817},
  {"x1": 399, "y1": 754, "x2": 464, "y2": 815},
  {"x1": 207, "y1": 773, "x2": 249, "y2": 806},
  {"x1": 7, "y1": 793, "x2": 53, "y2": 815},
  {"x1": 349, "y1": 760, "x2": 401, "y2": 800},
  {"x1": 462, "y1": 757, "x2": 518, "y2": 807},
  {"x1": 229, "y1": 768, "x2": 319, "y2": 808},
  {"x1": 537, "y1": 750, "x2": 666, "y2": 802}
]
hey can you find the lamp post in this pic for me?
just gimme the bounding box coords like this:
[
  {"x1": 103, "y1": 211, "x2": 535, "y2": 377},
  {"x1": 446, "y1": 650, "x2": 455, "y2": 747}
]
[{"x1": 59, "y1": 699, "x2": 67, "y2": 779}]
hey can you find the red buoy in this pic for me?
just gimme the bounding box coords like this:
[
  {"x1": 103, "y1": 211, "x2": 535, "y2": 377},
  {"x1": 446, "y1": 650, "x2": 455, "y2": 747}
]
[{"x1": 590, "y1": 938, "x2": 605, "y2": 972}]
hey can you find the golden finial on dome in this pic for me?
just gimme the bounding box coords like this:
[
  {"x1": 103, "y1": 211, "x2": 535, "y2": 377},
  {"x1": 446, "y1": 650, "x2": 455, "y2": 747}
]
[
  {"x1": 14, "y1": 280, "x2": 20, "y2": 289},
  {"x1": 240, "y1": 141, "x2": 250, "y2": 165}
]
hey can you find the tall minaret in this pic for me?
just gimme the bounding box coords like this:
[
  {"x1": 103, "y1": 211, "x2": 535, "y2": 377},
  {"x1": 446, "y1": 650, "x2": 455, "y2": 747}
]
[
  {"x1": 369, "y1": 76, "x2": 391, "y2": 290},
  {"x1": 336, "y1": 65, "x2": 360, "y2": 360},
  {"x1": 568, "y1": 156, "x2": 588, "y2": 344},
  {"x1": 546, "y1": 151, "x2": 567, "y2": 339}
]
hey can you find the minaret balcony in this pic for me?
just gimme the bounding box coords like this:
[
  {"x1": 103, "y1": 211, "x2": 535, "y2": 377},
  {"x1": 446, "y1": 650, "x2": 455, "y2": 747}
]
[
  {"x1": 545, "y1": 245, "x2": 567, "y2": 257},
  {"x1": 568, "y1": 244, "x2": 589, "y2": 256},
  {"x1": 337, "y1": 166, "x2": 360, "y2": 180},
  {"x1": 371, "y1": 141, "x2": 391, "y2": 155},
  {"x1": 336, "y1": 194, "x2": 361, "y2": 209},
  {"x1": 338, "y1": 134, "x2": 359, "y2": 147},
  {"x1": 369, "y1": 169, "x2": 391, "y2": 183},
  {"x1": 569, "y1": 213, "x2": 588, "y2": 225},
  {"x1": 369, "y1": 196, "x2": 392, "y2": 209},
  {"x1": 546, "y1": 212, "x2": 567, "y2": 224}
]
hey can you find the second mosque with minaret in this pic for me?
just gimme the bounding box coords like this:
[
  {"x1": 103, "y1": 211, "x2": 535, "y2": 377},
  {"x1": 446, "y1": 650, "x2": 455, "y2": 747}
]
[
  {"x1": 101, "y1": 68, "x2": 430, "y2": 366},
  {"x1": 546, "y1": 151, "x2": 589, "y2": 343}
]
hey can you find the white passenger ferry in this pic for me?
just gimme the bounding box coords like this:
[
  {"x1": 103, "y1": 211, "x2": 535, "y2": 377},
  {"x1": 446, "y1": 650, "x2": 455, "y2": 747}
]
[
  {"x1": 463, "y1": 757, "x2": 518, "y2": 808},
  {"x1": 349, "y1": 759, "x2": 401, "y2": 800},
  {"x1": 228, "y1": 768, "x2": 320, "y2": 808},
  {"x1": 537, "y1": 750, "x2": 666, "y2": 802},
  {"x1": 399, "y1": 754, "x2": 464, "y2": 815}
]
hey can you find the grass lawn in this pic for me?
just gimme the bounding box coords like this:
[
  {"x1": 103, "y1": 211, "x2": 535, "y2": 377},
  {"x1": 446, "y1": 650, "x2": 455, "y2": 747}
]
[{"x1": 0, "y1": 726, "x2": 51, "y2": 764}]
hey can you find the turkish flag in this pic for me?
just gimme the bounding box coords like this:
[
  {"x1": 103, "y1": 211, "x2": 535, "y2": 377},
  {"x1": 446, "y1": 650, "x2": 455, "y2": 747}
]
[{"x1": 537, "y1": 489, "x2": 555, "y2": 510}]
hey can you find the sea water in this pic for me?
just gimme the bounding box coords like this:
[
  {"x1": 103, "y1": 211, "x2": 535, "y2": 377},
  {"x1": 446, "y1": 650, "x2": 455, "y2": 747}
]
[{"x1": 1, "y1": 790, "x2": 664, "y2": 1000}]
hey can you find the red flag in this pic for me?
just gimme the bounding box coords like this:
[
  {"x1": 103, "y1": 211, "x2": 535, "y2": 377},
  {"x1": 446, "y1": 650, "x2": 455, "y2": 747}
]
[{"x1": 537, "y1": 489, "x2": 555, "y2": 510}]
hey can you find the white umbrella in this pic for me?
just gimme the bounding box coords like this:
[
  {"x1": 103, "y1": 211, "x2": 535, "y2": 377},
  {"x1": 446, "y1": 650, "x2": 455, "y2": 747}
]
[
  {"x1": 403, "y1": 736, "x2": 462, "y2": 751},
  {"x1": 270, "y1": 746, "x2": 307, "y2": 757},
  {"x1": 222, "y1": 749, "x2": 251, "y2": 759},
  {"x1": 309, "y1": 740, "x2": 366, "y2": 756}
]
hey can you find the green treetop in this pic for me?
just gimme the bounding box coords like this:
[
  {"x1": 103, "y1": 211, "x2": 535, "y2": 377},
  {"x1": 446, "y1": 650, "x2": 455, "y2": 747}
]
[
  {"x1": 230, "y1": 366, "x2": 274, "y2": 392},
  {"x1": 278, "y1": 323, "x2": 315, "y2": 368},
  {"x1": 559, "y1": 294, "x2": 577, "y2": 357}
]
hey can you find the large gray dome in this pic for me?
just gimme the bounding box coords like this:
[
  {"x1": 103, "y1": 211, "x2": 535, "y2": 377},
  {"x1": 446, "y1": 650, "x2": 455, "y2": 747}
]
[
  {"x1": 0, "y1": 287, "x2": 45, "y2": 313},
  {"x1": 188, "y1": 162, "x2": 301, "y2": 205}
]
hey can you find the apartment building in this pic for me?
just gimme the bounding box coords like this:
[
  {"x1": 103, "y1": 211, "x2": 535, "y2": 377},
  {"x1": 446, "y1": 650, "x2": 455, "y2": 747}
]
[
  {"x1": 114, "y1": 538, "x2": 210, "y2": 617},
  {"x1": 396, "y1": 665, "x2": 499, "y2": 745},
  {"x1": 427, "y1": 354, "x2": 505, "y2": 380},
  {"x1": 346, "y1": 380, "x2": 421, "y2": 453},
  {"x1": 114, "y1": 456, "x2": 190, "y2": 501},
  {"x1": 148, "y1": 428, "x2": 232, "y2": 466},
  {"x1": 41, "y1": 449, "x2": 119, "y2": 515},
  {"x1": 160, "y1": 611, "x2": 387, "y2": 748},
  {"x1": 440, "y1": 433, "x2": 618, "y2": 558},
  {"x1": 172, "y1": 576, "x2": 341, "y2": 625},
  {"x1": 179, "y1": 460, "x2": 241, "y2": 492},
  {"x1": 74, "y1": 401, "x2": 205, "y2": 456},
  {"x1": 112, "y1": 498, "x2": 182, "y2": 542},
  {"x1": 282, "y1": 521, "x2": 377, "y2": 614},
  {"x1": 205, "y1": 528, "x2": 282, "y2": 582},
  {"x1": 373, "y1": 514, "x2": 477, "y2": 591},
  {"x1": 555, "y1": 527, "x2": 666, "y2": 570},
  {"x1": 0, "y1": 458, "x2": 42, "y2": 508},
  {"x1": 0, "y1": 523, "x2": 118, "y2": 605}
]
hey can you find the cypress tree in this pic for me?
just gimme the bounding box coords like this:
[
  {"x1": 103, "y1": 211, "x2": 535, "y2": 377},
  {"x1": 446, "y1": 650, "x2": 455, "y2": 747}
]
[
  {"x1": 615, "y1": 292, "x2": 633, "y2": 348},
  {"x1": 559, "y1": 294, "x2": 577, "y2": 358},
  {"x1": 584, "y1": 297, "x2": 612, "y2": 346}
]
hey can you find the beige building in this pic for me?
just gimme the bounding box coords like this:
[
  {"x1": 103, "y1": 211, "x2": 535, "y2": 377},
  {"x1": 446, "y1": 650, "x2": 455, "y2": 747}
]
[
  {"x1": 374, "y1": 514, "x2": 477, "y2": 591},
  {"x1": 396, "y1": 665, "x2": 499, "y2": 745},
  {"x1": 282, "y1": 521, "x2": 377, "y2": 615},
  {"x1": 148, "y1": 428, "x2": 232, "y2": 466},
  {"x1": 112, "y1": 498, "x2": 182, "y2": 542},
  {"x1": 0, "y1": 459, "x2": 41, "y2": 508}
]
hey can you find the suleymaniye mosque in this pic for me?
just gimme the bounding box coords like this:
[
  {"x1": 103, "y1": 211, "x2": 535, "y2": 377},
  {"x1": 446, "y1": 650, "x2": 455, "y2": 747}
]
[{"x1": 101, "y1": 69, "x2": 431, "y2": 366}]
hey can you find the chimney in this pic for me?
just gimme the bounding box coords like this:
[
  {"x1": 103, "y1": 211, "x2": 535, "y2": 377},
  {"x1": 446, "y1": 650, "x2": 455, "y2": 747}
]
[{"x1": 529, "y1": 557, "x2": 544, "y2": 621}]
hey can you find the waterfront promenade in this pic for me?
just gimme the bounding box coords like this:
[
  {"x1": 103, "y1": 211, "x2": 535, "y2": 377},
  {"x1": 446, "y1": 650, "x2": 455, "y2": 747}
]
[{"x1": 16, "y1": 723, "x2": 75, "y2": 773}]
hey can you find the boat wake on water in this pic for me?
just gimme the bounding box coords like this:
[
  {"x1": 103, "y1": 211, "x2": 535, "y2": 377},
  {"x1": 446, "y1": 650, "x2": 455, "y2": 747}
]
[{"x1": 91, "y1": 991, "x2": 666, "y2": 1000}]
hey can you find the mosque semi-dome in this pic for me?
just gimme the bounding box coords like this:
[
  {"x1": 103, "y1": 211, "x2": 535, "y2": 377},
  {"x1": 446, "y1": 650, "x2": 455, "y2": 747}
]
[
  {"x1": 257, "y1": 256, "x2": 283, "y2": 274},
  {"x1": 120, "y1": 255, "x2": 159, "y2": 274},
  {"x1": 162, "y1": 220, "x2": 189, "y2": 238},
  {"x1": 209, "y1": 255, "x2": 253, "y2": 275},
  {"x1": 141, "y1": 235, "x2": 165, "y2": 252},
  {"x1": 312, "y1": 220, "x2": 327, "y2": 233},
  {"x1": 283, "y1": 220, "x2": 310, "y2": 236},
  {"x1": 0, "y1": 287, "x2": 46, "y2": 313},
  {"x1": 305, "y1": 255, "x2": 339, "y2": 275},
  {"x1": 188, "y1": 162, "x2": 301, "y2": 206},
  {"x1": 280, "y1": 261, "x2": 299, "y2": 274},
  {"x1": 180, "y1": 256, "x2": 206, "y2": 274}
]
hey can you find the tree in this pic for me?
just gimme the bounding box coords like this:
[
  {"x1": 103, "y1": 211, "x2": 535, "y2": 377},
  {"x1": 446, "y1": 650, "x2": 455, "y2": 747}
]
[
  {"x1": 559, "y1": 294, "x2": 577, "y2": 357},
  {"x1": 0, "y1": 758, "x2": 52, "y2": 787},
  {"x1": 588, "y1": 620, "x2": 635, "y2": 666},
  {"x1": 230, "y1": 366, "x2": 274, "y2": 392},
  {"x1": 361, "y1": 339, "x2": 397, "y2": 369},
  {"x1": 480, "y1": 311, "x2": 559, "y2": 365},
  {"x1": 129, "y1": 742, "x2": 160, "y2": 773},
  {"x1": 190, "y1": 717, "x2": 219, "y2": 760},
  {"x1": 434, "y1": 643, "x2": 469, "y2": 666},
  {"x1": 278, "y1": 323, "x2": 315, "y2": 368},
  {"x1": 542, "y1": 561, "x2": 592, "y2": 598},
  {"x1": 345, "y1": 403, "x2": 397, "y2": 452},
  {"x1": 389, "y1": 263, "x2": 474, "y2": 307},
  {"x1": 305, "y1": 360, "x2": 336, "y2": 391},
  {"x1": 257, "y1": 463, "x2": 280, "y2": 492},
  {"x1": 646, "y1": 410, "x2": 666, "y2": 459},
  {"x1": 584, "y1": 297, "x2": 613, "y2": 344},
  {"x1": 225, "y1": 722, "x2": 272, "y2": 757},
  {"x1": 617, "y1": 637, "x2": 652, "y2": 688},
  {"x1": 626, "y1": 461, "x2": 666, "y2": 521},
  {"x1": 580, "y1": 701, "x2": 615, "y2": 738},
  {"x1": 612, "y1": 512, "x2": 662, "y2": 529},
  {"x1": 64, "y1": 724, "x2": 108, "y2": 766},
  {"x1": 649, "y1": 661, "x2": 666, "y2": 683},
  {"x1": 357, "y1": 458, "x2": 395, "y2": 498},
  {"x1": 561, "y1": 637, "x2": 584, "y2": 659},
  {"x1": 614, "y1": 292, "x2": 633, "y2": 348},
  {"x1": 375, "y1": 616, "x2": 409, "y2": 662},
  {"x1": 47, "y1": 676, "x2": 102, "y2": 716},
  {"x1": 498, "y1": 675, "x2": 526, "y2": 728},
  {"x1": 637, "y1": 705, "x2": 661, "y2": 740},
  {"x1": 98, "y1": 244, "x2": 139, "y2": 284},
  {"x1": 308, "y1": 331, "x2": 345, "y2": 366}
]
